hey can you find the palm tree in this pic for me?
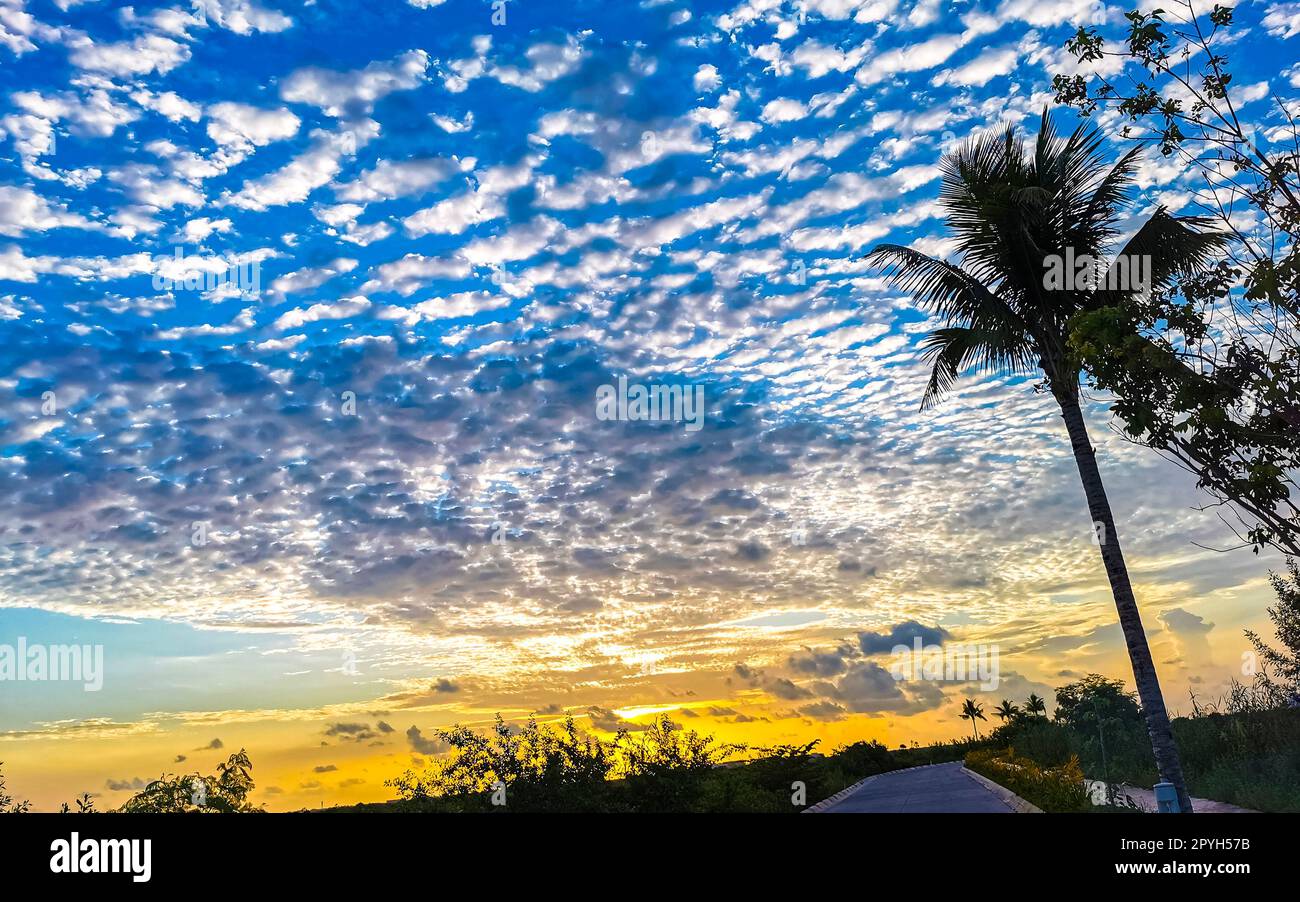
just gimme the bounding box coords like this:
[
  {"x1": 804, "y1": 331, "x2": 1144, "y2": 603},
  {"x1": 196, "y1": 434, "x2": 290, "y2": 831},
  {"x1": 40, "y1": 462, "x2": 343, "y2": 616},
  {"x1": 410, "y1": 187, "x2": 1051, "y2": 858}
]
[
  {"x1": 1024, "y1": 693, "x2": 1047, "y2": 717},
  {"x1": 959, "y1": 698, "x2": 987, "y2": 740},
  {"x1": 865, "y1": 110, "x2": 1224, "y2": 813},
  {"x1": 994, "y1": 699, "x2": 1021, "y2": 723}
]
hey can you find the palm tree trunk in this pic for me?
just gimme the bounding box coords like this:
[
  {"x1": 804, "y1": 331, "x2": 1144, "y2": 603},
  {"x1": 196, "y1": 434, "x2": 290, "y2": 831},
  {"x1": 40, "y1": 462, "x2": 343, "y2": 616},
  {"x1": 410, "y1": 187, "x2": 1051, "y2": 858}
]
[{"x1": 1057, "y1": 392, "x2": 1193, "y2": 813}]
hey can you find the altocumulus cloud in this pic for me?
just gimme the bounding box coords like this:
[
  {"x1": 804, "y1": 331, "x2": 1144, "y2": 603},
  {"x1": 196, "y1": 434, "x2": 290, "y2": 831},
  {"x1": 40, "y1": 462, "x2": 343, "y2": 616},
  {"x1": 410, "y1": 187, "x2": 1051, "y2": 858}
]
[{"x1": 0, "y1": 0, "x2": 1283, "y2": 747}]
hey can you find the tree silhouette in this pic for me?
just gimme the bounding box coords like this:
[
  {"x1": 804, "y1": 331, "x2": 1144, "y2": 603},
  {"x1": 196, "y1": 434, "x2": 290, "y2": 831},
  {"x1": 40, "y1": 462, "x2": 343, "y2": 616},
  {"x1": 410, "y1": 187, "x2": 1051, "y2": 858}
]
[
  {"x1": 865, "y1": 109, "x2": 1222, "y2": 812},
  {"x1": 959, "y1": 699, "x2": 988, "y2": 740},
  {"x1": 117, "y1": 749, "x2": 258, "y2": 813},
  {"x1": 1245, "y1": 558, "x2": 1300, "y2": 706},
  {"x1": 0, "y1": 762, "x2": 30, "y2": 814}
]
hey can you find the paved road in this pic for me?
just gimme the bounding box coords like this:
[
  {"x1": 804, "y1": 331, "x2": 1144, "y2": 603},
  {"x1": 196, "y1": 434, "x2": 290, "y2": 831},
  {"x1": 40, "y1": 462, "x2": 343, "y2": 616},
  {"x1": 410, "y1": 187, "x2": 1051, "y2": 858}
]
[{"x1": 811, "y1": 762, "x2": 1019, "y2": 813}]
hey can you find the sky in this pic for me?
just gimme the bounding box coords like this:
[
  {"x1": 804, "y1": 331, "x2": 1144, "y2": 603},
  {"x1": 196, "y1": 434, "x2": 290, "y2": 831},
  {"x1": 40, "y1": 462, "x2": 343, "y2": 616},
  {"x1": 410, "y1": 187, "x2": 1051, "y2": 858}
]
[{"x1": 1, "y1": 0, "x2": 1298, "y2": 811}]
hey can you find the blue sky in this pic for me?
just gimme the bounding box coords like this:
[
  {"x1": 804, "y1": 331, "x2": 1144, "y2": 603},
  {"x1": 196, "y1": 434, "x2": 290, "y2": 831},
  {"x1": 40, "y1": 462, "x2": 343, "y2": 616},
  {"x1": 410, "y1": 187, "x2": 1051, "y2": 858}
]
[{"x1": 1, "y1": 0, "x2": 1298, "y2": 807}]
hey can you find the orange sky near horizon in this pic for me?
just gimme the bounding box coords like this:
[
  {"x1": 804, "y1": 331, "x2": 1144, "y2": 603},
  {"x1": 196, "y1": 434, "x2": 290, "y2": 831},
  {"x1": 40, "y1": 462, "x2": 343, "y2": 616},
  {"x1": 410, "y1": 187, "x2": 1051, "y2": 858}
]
[{"x1": 2, "y1": 562, "x2": 1280, "y2": 812}]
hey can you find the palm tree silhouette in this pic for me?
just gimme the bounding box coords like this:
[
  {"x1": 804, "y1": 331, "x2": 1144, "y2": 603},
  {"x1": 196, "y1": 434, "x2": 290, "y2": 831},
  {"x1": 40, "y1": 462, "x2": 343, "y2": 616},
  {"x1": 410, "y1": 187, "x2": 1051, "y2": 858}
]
[
  {"x1": 994, "y1": 699, "x2": 1021, "y2": 722},
  {"x1": 1024, "y1": 693, "x2": 1047, "y2": 717},
  {"x1": 866, "y1": 110, "x2": 1223, "y2": 813},
  {"x1": 959, "y1": 698, "x2": 987, "y2": 740}
]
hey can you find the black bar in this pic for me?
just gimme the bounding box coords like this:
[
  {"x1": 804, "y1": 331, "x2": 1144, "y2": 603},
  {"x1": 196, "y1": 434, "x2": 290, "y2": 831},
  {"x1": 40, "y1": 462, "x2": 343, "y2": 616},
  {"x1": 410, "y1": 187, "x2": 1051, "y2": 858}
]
[{"x1": 0, "y1": 812, "x2": 1274, "y2": 887}]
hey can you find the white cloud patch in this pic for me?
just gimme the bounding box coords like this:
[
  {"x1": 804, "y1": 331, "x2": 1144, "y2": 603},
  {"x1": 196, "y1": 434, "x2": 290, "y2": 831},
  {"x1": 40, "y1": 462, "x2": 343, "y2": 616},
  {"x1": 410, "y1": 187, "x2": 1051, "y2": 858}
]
[
  {"x1": 1263, "y1": 2, "x2": 1300, "y2": 39},
  {"x1": 223, "y1": 121, "x2": 379, "y2": 211},
  {"x1": 269, "y1": 258, "x2": 359, "y2": 296},
  {"x1": 281, "y1": 50, "x2": 430, "y2": 117},
  {"x1": 0, "y1": 0, "x2": 64, "y2": 56},
  {"x1": 694, "y1": 63, "x2": 721, "y2": 92},
  {"x1": 193, "y1": 0, "x2": 294, "y2": 35},
  {"x1": 206, "y1": 102, "x2": 301, "y2": 154},
  {"x1": 273, "y1": 295, "x2": 372, "y2": 330},
  {"x1": 760, "y1": 97, "x2": 808, "y2": 124},
  {"x1": 931, "y1": 45, "x2": 1019, "y2": 88},
  {"x1": 67, "y1": 33, "x2": 191, "y2": 76},
  {"x1": 856, "y1": 33, "x2": 963, "y2": 84},
  {"x1": 0, "y1": 184, "x2": 102, "y2": 236},
  {"x1": 335, "y1": 158, "x2": 459, "y2": 203},
  {"x1": 445, "y1": 34, "x2": 585, "y2": 93},
  {"x1": 360, "y1": 253, "x2": 472, "y2": 296}
]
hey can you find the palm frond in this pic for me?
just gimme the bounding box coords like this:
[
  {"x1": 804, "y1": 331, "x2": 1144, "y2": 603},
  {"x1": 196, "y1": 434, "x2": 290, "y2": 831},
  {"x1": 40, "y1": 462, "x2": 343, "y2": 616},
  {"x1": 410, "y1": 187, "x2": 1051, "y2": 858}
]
[
  {"x1": 863, "y1": 244, "x2": 1026, "y2": 326},
  {"x1": 1081, "y1": 144, "x2": 1144, "y2": 228},
  {"x1": 918, "y1": 324, "x2": 1037, "y2": 409},
  {"x1": 1098, "y1": 208, "x2": 1230, "y2": 304},
  {"x1": 865, "y1": 108, "x2": 1231, "y2": 410}
]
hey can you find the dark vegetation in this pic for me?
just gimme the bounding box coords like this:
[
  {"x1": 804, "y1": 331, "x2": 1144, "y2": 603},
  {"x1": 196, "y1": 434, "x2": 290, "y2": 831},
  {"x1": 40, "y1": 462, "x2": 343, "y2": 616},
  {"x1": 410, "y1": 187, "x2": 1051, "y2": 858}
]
[
  {"x1": 115, "y1": 748, "x2": 259, "y2": 813},
  {"x1": 964, "y1": 748, "x2": 1090, "y2": 813},
  {"x1": 375, "y1": 715, "x2": 971, "y2": 813},
  {"x1": 0, "y1": 749, "x2": 259, "y2": 814},
  {"x1": 977, "y1": 672, "x2": 1300, "y2": 812}
]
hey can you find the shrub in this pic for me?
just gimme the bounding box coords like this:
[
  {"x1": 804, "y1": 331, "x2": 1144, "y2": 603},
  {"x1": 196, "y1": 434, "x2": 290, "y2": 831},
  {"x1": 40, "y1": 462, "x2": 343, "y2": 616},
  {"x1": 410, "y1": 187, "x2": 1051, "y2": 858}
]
[
  {"x1": 117, "y1": 749, "x2": 259, "y2": 813},
  {"x1": 386, "y1": 716, "x2": 922, "y2": 812},
  {"x1": 964, "y1": 747, "x2": 1091, "y2": 812},
  {"x1": 986, "y1": 718, "x2": 1073, "y2": 767},
  {"x1": 387, "y1": 715, "x2": 618, "y2": 812},
  {"x1": 0, "y1": 762, "x2": 31, "y2": 814},
  {"x1": 832, "y1": 740, "x2": 898, "y2": 775}
]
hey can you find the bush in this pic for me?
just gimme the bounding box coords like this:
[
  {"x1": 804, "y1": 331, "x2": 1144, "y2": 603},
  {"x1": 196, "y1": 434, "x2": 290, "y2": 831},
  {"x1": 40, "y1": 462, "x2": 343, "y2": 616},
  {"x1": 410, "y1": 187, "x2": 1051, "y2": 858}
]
[
  {"x1": 0, "y1": 762, "x2": 31, "y2": 814},
  {"x1": 833, "y1": 740, "x2": 899, "y2": 775},
  {"x1": 987, "y1": 717, "x2": 1073, "y2": 767},
  {"x1": 387, "y1": 715, "x2": 618, "y2": 812},
  {"x1": 1168, "y1": 708, "x2": 1300, "y2": 811},
  {"x1": 385, "y1": 716, "x2": 925, "y2": 812},
  {"x1": 889, "y1": 738, "x2": 978, "y2": 768},
  {"x1": 1054, "y1": 696, "x2": 1300, "y2": 811},
  {"x1": 117, "y1": 749, "x2": 260, "y2": 813},
  {"x1": 964, "y1": 747, "x2": 1091, "y2": 813}
]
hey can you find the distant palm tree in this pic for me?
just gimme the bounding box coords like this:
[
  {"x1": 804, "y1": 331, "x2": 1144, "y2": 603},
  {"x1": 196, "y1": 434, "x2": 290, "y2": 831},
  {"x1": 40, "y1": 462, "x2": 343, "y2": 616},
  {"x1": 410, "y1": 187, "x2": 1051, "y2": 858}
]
[
  {"x1": 959, "y1": 698, "x2": 987, "y2": 740},
  {"x1": 1024, "y1": 693, "x2": 1047, "y2": 717},
  {"x1": 994, "y1": 699, "x2": 1021, "y2": 722},
  {"x1": 865, "y1": 110, "x2": 1223, "y2": 813}
]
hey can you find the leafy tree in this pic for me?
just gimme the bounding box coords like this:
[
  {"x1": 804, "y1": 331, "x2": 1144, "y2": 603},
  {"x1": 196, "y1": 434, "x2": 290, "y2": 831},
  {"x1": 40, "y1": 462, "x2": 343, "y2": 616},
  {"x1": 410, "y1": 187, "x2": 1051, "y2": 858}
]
[
  {"x1": 0, "y1": 762, "x2": 31, "y2": 814},
  {"x1": 59, "y1": 794, "x2": 97, "y2": 814},
  {"x1": 1024, "y1": 693, "x2": 1048, "y2": 717},
  {"x1": 865, "y1": 109, "x2": 1213, "y2": 812},
  {"x1": 959, "y1": 698, "x2": 987, "y2": 740},
  {"x1": 986, "y1": 717, "x2": 1075, "y2": 768},
  {"x1": 385, "y1": 714, "x2": 905, "y2": 813},
  {"x1": 117, "y1": 749, "x2": 258, "y2": 813},
  {"x1": 1054, "y1": 674, "x2": 1144, "y2": 732},
  {"x1": 619, "y1": 714, "x2": 724, "y2": 777},
  {"x1": 618, "y1": 715, "x2": 730, "y2": 812},
  {"x1": 388, "y1": 715, "x2": 617, "y2": 812},
  {"x1": 994, "y1": 699, "x2": 1021, "y2": 722},
  {"x1": 1245, "y1": 558, "x2": 1300, "y2": 706},
  {"x1": 832, "y1": 739, "x2": 897, "y2": 775},
  {"x1": 1054, "y1": 1, "x2": 1300, "y2": 556}
]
